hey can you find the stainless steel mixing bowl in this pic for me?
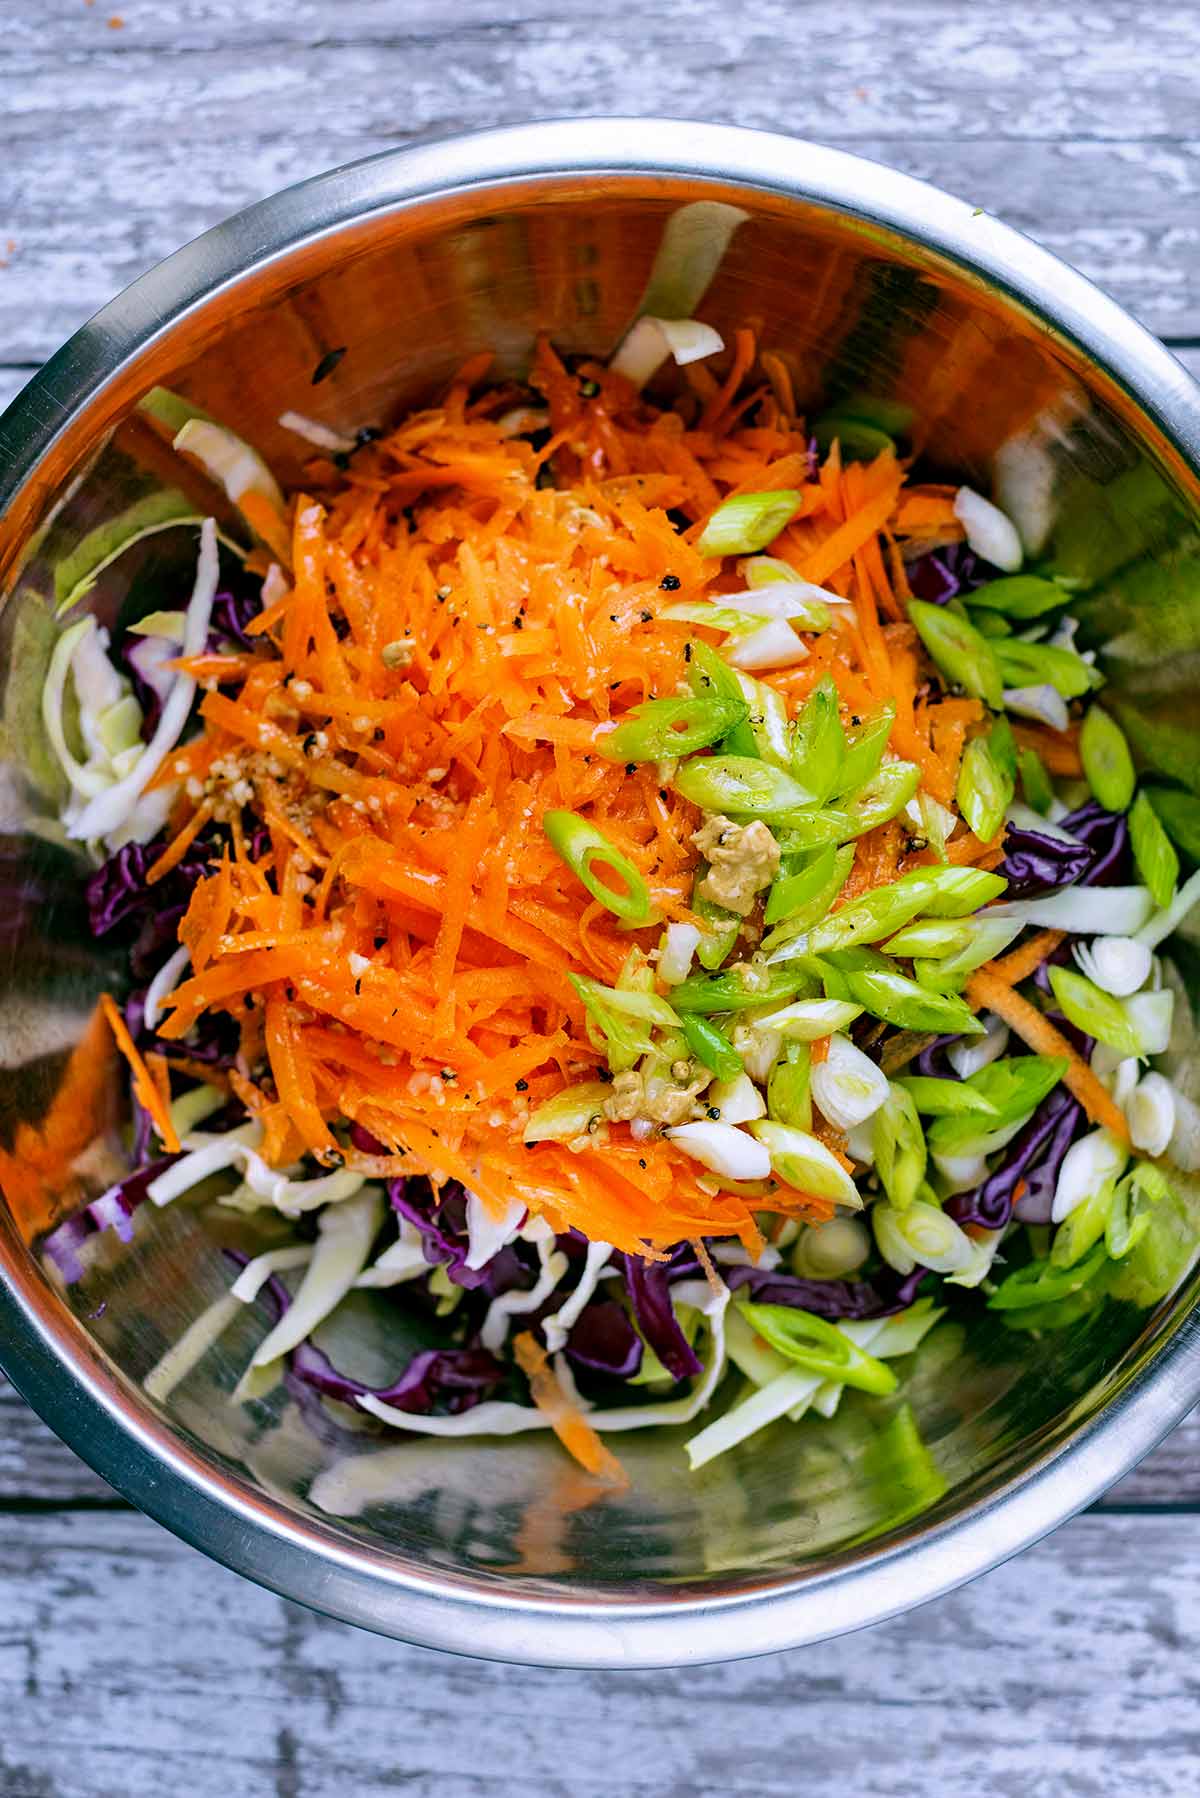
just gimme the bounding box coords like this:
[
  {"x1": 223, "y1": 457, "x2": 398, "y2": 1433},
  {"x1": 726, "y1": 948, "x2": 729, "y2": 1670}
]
[{"x1": 2, "y1": 120, "x2": 1200, "y2": 1669}]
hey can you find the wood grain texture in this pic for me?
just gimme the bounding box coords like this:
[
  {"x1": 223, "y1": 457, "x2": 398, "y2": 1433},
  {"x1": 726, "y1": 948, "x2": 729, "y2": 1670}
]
[
  {"x1": 2, "y1": 1508, "x2": 1200, "y2": 1798},
  {"x1": 3, "y1": 0, "x2": 1200, "y2": 359}
]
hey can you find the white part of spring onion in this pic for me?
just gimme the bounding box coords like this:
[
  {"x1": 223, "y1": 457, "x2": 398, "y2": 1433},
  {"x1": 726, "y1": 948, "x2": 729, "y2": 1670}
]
[
  {"x1": 142, "y1": 943, "x2": 190, "y2": 1033},
  {"x1": 874, "y1": 1201, "x2": 975, "y2": 1276},
  {"x1": 844, "y1": 1117, "x2": 876, "y2": 1166},
  {"x1": 480, "y1": 1235, "x2": 569, "y2": 1353},
  {"x1": 542, "y1": 1240, "x2": 614, "y2": 1354},
  {"x1": 1002, "y1": 684, "x2": 1070, "y2": 732},
  {"x1": 947, "y1": 1015, "x2": 1009, "y2": 1079},
  {"x1": 67, "y1": 518, "x2": 220, "y2": 844},
  {"x1": 1127, "y1": 1072, "x2": 1177, "y2": 1158},
  {"x1": 731, "y1": 1019, "x2": 784, "y2": 1084},
  {"x1": 810, "y1": 1033, "x2": 889, "y2": 1133},
  {"x1": 658, "y1": 921, "x2": 702, "y2": 986},
  {"x1": 1125, "y1": 988, "x2": 1175, "y2": 1057},
  {"x1": 277, "y1": 410, "x2": 358, "y2": 455},
  {"x1": 723, "y1": 616, "x2": 808, "y2": 671},
  {"x1": 790, "y1": 1215, "x2": 872, "y2": 1279},
  {"x1": 1107, "y1": 1057, "x2": 1141, "y2": 1107},
  {"x1": 174, "y1": 417, "x2": 286, "y2": 514},
  {"x1": 229, "y1": 1244, "x2": 314, "y2": 1304},
  {"x1": 666, "y1": 1119, "x2": 771, "y2": 1180},
  {"x1": 251, "y1": 1189, "x2": 384, "y2": 1367},
  {"x1": 932, "y1": 1149, "x2": 990, "y2": 1194},
  {"x1": 143, "y1": 1291, "x2": 245, "y2": 1404},
  {"x1": 1073, "y1": 935, "x2": 1153, "y2": 998},
  {"x1": 1135, "y1": 867, "x2": 1200, "y2": 952},
  {"x1": 1051, "y1": 1128, "x2": 1128, "y2": 1223},
  {"x1": 953, "y1": 486, "x2": 1024, "y2": 573},
  {"x1": 707, "y1": 1071, "x2": 766, "y2": 1126},
  {"x1": 464, "y1": 1191, "x2": 526, "y2": 1270},
  {"x1": 944, "y1": 1229, "x2": 1006, "y2": 1289},
  {"x1": 609, "y1": 316, "x2": 724, "y2": 389},
  {"x1": 718, "y1": 583, "x2": 836, "y2": 624},
  {"x1": 986, "y1": 885, "x2": 1155, "y2": 936}
]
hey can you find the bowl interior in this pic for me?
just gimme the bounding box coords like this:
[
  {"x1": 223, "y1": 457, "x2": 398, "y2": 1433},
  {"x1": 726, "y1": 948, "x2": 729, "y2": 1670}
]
[{"x1": 2, "y1": 132, "x2": 1200, "y2": 1657}]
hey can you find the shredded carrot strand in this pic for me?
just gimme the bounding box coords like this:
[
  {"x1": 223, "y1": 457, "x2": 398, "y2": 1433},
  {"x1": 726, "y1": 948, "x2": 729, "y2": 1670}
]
[
  {"x1": 983, "y1": 929, "x2": 1068, "y2": 989},
  {"x1": 512, "y1": 1332, "x2": 629, "y2": 1487},
  {"x1": 100, "y1": 993, "x2": 181, "y2": 1153},
  {"x1": 965, "y1": 972, "x2": 1131, "y2": 1143}
]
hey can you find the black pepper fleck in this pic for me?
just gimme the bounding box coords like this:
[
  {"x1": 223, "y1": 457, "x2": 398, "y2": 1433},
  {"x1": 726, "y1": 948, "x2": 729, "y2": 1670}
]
[
  {"x1": 707, "y1": 1106, "x2": 722, "y2": 1120},
  {"x1": 311, "y1": 346, "x2": 347, "y2": 385},
  {"x1": 515, "y1": 1078, "x2": 528, "y2": 1092},
  {"x1": 639, "y1": 610, "x2": 653, "y2": 623},
  {"x1": 625, "y1": 762, "x2": 637, "y2": 776},
  {"x1": 660, "y1": 573, "x2": 681, "y2": 591}
]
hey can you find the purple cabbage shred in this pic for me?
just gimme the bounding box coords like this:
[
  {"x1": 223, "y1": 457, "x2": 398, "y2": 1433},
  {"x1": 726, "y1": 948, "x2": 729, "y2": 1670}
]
[
  {"x1": 290, "y1": 1338, "x2": 505, "y2": 1415},
  {"x1": 723, "y1": 1260, "x2": 929, "y2": 1319}
]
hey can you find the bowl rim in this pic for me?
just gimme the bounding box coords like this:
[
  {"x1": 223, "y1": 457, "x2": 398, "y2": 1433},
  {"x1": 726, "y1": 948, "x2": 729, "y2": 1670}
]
[{"x1": 3, "y1": 117, "x2": 1200, "y2": 1668}]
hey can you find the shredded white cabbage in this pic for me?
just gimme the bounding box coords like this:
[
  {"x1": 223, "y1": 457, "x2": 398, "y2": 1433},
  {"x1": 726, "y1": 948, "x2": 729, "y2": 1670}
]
[{"x1": 250, "y1": 1189, "x2": 384, "y2": 1367}]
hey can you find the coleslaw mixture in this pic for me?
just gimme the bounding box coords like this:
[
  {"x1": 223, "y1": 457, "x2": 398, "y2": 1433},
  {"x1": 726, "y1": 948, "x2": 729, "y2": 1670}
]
[{"x1": 31, "y1": 318, "x2": 1200, "y2": 1485}]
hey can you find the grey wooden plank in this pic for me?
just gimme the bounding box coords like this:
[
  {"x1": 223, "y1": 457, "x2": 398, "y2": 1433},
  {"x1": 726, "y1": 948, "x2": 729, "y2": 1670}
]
[
  {"x1": 1, "y1": 1508, "x2": 1200, "y2": 1797},
  {"x1": 3, "y1": 1, "x2": 1200, "y2": 359}
]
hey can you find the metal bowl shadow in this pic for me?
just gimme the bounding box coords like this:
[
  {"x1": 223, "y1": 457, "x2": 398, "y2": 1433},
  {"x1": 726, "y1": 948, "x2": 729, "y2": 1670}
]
[{"x1": 2, "y1": 120, "x2": 1200, "y2": 1669}]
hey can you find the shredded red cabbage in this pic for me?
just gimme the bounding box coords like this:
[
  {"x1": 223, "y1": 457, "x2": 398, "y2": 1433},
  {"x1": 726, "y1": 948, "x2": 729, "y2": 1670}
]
[
  {"x1": 387, "y1": 1177, "x2": 528, "y2": 1297},
  {"x1": 289, "y1": 1338, "x2": 506, "y2": 1414},
  {"x1": 906, "y1": 541, "x2": 988, "y2": 605},
  {"x1": 564, "y1": 1297, "x2": 644, "y2": 1379},
  {"x1": 40, "y1": 1152, "x2": 182, "y2": 1284},
  {"x1": 722, "y1": 1261, "x2": 929, "y2": 1319},
  {"x1": 946, "y1": 1087, "x2": 1084, "y2": 1231},
  {"x1": 619, "y1": 1243, "x2": 704, "y2": 1380}
]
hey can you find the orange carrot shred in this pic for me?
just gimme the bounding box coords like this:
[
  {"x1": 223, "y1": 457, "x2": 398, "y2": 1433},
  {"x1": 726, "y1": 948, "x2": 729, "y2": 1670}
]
[
  {"x1": 100, "y1": 993, "x2": 181, "y2": 1153},
  {"x1": 965, "y1": 972, "x2": 1131, "y2": 1143},
  {"x1": 512, "y1": 1332, "x2": 629, "y2": 1487}
]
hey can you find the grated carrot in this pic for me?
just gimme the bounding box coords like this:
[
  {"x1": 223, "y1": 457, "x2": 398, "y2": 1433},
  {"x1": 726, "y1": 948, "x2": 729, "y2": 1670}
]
[
  {"x1": 983, "y1": 928, "x2": 1068, "y2": 988},
  {"x1": 512, "y1": 1332, "x2": 629, "y2": 1486},
  {"x1": 100, "y1": 993, "x2": 181, "y2": 1153}
]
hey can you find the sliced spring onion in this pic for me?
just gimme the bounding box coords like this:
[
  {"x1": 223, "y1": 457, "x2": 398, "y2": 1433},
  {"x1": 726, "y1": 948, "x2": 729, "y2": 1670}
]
[
  {"x1": 752, "y1": 997, "x2": 864, "y2": 1041},
  {"x1": 1129, "y1": 790, "x2": 1180, "y2": 912},
  {"x1": 947, "y1": 1014, "x2": 1009, "y2": 1078},
  {"x1": 1051, "y1": 1127, "x2": 1129, "y2": 1224},
  {"x1": 912, "y1": 917, "x2": 1022, "y2": 991},
  {"x1": 896, "y1": 1076, "x2": 999, "y2": 1118},
  {"x1": 680, "y1": 1013, "x2": 743, "y2": 1079},
  {"x1": 1135, "y1": 867, "x2": 1200, "y2": 951},
  {"x1": 749, "y1": 1120, "x2": 862, "y2": 1206},
  {"x1": 659, "y1": 921, "x2": 702, "y2": 986},
  {"x1": 810, "y1": 1033, "x2": 889, "y2": 1131},
  {"x1": 763, "y1": 843, "x2": 854, "y2": 931},
  {"x1": 988, "y1": 1241, "x2": 1109, "y2": 1311},
  {"x1": 790, "y1": 674, "x2": 844, "y2": 803},
  {"x1": 1002, "y1": 683, "x2": 1070, "y2": 733},
  {"x1": 724, "y1": 616, "x2": 809, "y2": 671},
  {"x1": 670, "y1": 963, "x2": 813, "y2": 1015},
  {"x1": 1049, "y1": 966, "x2": 1173, "y2": 1057},
  {"x1": 600, "y1": 686, "x2": 748, "y2": 762},
  {"x1": 767, "y1": 1041, "x2": 812, "y2": 1129},
  {"x1": 839, "y1": 965, "x2": 984, "y2": 1036},
  {"x1": 738, "y1": 1303, "x2": 897, "y2": 1396},
  {"x1": 790, "y1": 1215, "x2": 871, "y2": 1279},
  {"x1": 695, "y1": 490, "x2": 804, "y2": 558},
  {"x1": 874, "y1": 1200, "x2": 975, "y2": 1276},
  {"x1": 966, "y1": 574, "x2": 1069, "y2": 619},
  {"x1": 666, "y1": 1120, "x2": 771, "y2": 1180},
  {"x1": 871, "y1": 1083, "x2": 928, "y2": 1211},
  {"x1": 907, "y1": 599, "x2": 1003, "y2": 709},
  {"x1": 838, "y1": 760, "x2": 922, "y2": 837},
  {"x1": 523, "y1": 1080, "x2": 613, "y2": 1145},
  {"x1": 1080, "y1": 705, "x2": 1135, "y2": 812},
  {"x1": 673, "y1": 753, "x2": 816, "y2": 816},
  {"x1": 919, "y1": 866, "x2": 1010, "y2": 916},
  {"x1": 609, "y1": 315, "x2": 724, "y2": 389},
  {"x1": 1147, "y1": 788, "x2": 1200, "y2": 863},
  {"x1": 953, "y1": 486, "x2": 1023, "y2": 573},
  {"x1": 568, "y1": 972, "x2": 680, "y2": 1071},
  {"x1": 706, "y1": 1071, "x2": 766, "y2": 1125},
  {"x1": 1127, "y1": 1072, "x2": 1177, "y2": 1158},
  {"x1": 1072, "y1": 936, "x2": 1153, "y2": 998},
  {"x1": 1018, "y1": 743, "x2": 1056, "y2": 814},
  {"x1": 831, "y1": 705, "x2": 896, "y2": 799},
  {"x1": 731, "y1": 670, "x2": 792, "y2": 768},
  {"x1": 718, "y1": 584, "x2": 834, "y2": 630},
  {"x1": 994, "y1": 638, "x2": 1101, "y2": 699},
  {"x1": 542, "y1": 809, "x2": 653, "y2": 925},
  {"x1": 926, "y1": 1056, "x2": 1068, "y2": 1152},
  {"x1": 807, "y1": 868, "x2": 940, "y2": 954}
]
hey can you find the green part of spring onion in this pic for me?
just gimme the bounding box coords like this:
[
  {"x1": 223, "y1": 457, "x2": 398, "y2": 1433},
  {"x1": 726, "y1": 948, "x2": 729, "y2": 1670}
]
[
  {"x1": 767, "y1": 1041, "x2": 812, "y2": 1130},
  {"x1": 669, "y1": 964, "x2": 814, "y2": 1015},
  {"x1": 807, "y1": 868, "x2": 942, "y2": 955},
  {"x1": 840, "y1": 966, "x2": 985, "y2": 1036},
  {"x1": 1047, "y1": 966, "x2": 1151, "y2": 1057},
  {"x1": 790, "y1": 674, "x2": 844, "y2": 802},
  {"x1": 1129, "y1": 789, "x2": 1180, "y2": 911},
  {"x1": 773, "y1": 810, "x2": 857, "y2": 852},
  {"x1": 896, "y1": 1076, "x2": 999, "y2": 1118},
  {"x1": 919, "y1": 864, "x2": 1010, "y2": 916},
  {"x1": 762, "y1": 843, "x2": 853, "y2": 930},
  {"x1": 994, "y1": 638, "x2": 1101, "y2": 700},
  {"x1": 734, "y1": 669, "x2": 792, "y2": 768},
  {"x1": 748, "y1": 1121, "x2": 862, "y2": 1205},
  {"x1": 567, "y1": 972, "x2": 680, "y2": 1072},
  {"x1": 969, "y1": 609, "x2": 1014, "y2": 640},
  {"x1": 600, "y1": 689, "x2": 748, "y2": 763},
  {"x1": 692, "y1": 882, "x2": 741, "y2": 970},
  {"x1": 542, "y1": 810, "x2": 654, "y2": 925},
  {"x1": 1146, "y1": 787, "x2": 1200, "y2": 864},
  {"x1": 883, "y1": 918, "x2": 976, "y2": 959},
  {"x1": 1017, "y1": 742, "x2": 1055, "y2": 815},
  {"x1": 1051, "y1": 1181, "x2": 1123, "y2": 1271},
  {"x1": 695, "y1": 489, "x2": 805, "y2": 558},
  {"x1": 907, "y1": 599, "x2": 1003, "y2": 709},
  {"x1": 838, "y1": 760, "x2": 922, "y2": 837},
  {"x1": 1079, "y1": 705, "x2": 1135, "y2": 812},
  {"x1": 673, "y1": 754, "x2": 815, "y2": 817},
  {"x1": 685, "y1": 639, "x2": 760, "y2": 758},
  {"x1": 831, "y1": 705, "x2": 896, "y2": 798},
  {"x1": 872, "y1": 1083, "x2": 928, "y2": 1211},
  {"x1": 956, "y1": 715, "x2": 1016, "y2": 845},
  {"x1": 680, "y1": 1013, "x2": 743, "y2": 1079},
  {"x1": 965, "y1": 575, "x2": 1070, "y2": 619},
  {"x1": 925, "y1": 1055, "x2": 1068, "y2": 1151},
  {"x1": 911, "y1": 917, "x2": 1022, "y2": 992},
  {"x1": 987, "y1": 1242, "x2": 1109, "y2": 1311},
  {"x1": 523, "y1": 1080, "x2": 614, "y2": 1145},
  {"x1": 738, "y1": 1303, "x2": 897, "y2": 1396}
]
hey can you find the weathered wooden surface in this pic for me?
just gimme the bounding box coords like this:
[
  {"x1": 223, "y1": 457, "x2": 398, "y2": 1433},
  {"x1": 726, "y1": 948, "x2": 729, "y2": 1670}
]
[
  {"x1": 5, "y1": 4, "x2": 1200, "y2": 1790},
  {"x1": 2, "y1": 1510, "x2": 1200, "y2": 1798}
]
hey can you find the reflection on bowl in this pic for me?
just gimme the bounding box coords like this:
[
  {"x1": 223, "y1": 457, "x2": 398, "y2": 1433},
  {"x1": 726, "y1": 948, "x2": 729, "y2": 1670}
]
[{"x1": 2, "y1": 120, "x2": 1200, "y2": 1668}]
